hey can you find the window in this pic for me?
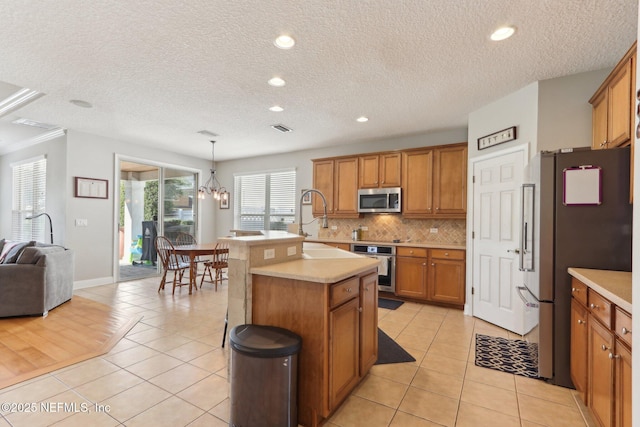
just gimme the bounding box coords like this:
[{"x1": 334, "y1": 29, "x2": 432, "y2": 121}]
[
  {"x1": 234, "y1": 169, "x2": 296, "y2": 231},
  {"x1": 11, "y1": 156, "x2": 47, "y2": 242}
]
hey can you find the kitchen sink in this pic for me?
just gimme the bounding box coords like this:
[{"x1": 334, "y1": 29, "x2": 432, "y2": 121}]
[{"x1": 301, "y1": 246, "x2": 363, "y2": 259}]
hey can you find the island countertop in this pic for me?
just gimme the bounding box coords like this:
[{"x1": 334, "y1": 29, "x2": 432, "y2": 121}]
[
  {"x1": 251, "y1": 256, "x2": 379, "y2": 283},
  {"x1": 568, "y1": 267, "x2": 632, "y2": 313}
]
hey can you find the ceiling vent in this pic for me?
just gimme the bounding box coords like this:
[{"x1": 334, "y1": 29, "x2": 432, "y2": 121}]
[
  {"x1": 12, "y1": 117, "x2": 58, "y2": 130},
  {"x1": 271, "y1": 124, "x2": 292, "y2": 133}
]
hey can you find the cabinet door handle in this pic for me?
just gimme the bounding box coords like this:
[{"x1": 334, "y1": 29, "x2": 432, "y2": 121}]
[
  {"x1": 600, "y1": 140, "x2": 608, "y2": 148},
  {"x1": 577, "y1": 319, "x2": 585, "y2": 325},
  {"x1": 345, "y1": 288, "x2": 352, "y2": 293},
  {"x1": 621, "y1": 327, "x2": 631, "y2": 335},
  {"x1": 431, "y1": 263, "x2": 435, "y2": 266},
  {"x1": 358, "y1": 307, "x2": 363, "y2": 313},
  {"x1": 571, "y1": 287, "x2": 580, "y2": 293},
  {"x1": 609, "y1": 353, "x2": 620, "y2": 360},
  {"x1": 601, "y1": 344, "x2": 610, "y2": 351},
  {"x1": 590, "y1": 303, "x2": 599, "y2": 310}
]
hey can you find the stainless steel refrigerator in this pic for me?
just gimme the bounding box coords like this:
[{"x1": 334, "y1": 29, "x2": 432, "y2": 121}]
[{"x1": 518, "y1": 147, "x2": 632, "y2": 388}]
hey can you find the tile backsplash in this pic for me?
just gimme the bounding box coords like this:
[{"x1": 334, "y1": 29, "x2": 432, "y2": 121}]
[{"x1": 317, "y1": 216, "x2": 466, "y2": 245}]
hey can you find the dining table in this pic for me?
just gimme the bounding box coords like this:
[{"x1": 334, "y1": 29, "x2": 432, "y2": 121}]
[{"x1": 173, "y1": 242, "x2": 220, "y2": 294}]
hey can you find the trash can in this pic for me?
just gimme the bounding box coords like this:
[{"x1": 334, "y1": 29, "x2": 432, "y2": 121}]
[{"x1": 229, "y1": 324, "x2": 302, "y2": 427}]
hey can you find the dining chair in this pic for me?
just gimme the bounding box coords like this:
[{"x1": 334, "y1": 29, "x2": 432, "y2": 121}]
[
  {"x1": 176, "y1": 232, "x2": 208, "y2": 268},
  {"x1": 200, "y1": 242, "x2": 229, "y2": 291},
  {"x1": 155, "y1": 236, "x2": 190, "y2": 294}
]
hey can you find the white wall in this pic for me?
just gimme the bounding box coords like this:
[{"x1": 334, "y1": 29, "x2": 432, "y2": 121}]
[
  {"x1": 0, "y1": 134, "x2": 67, "y2": 243},
  {"x1": 65, "y1": 130, "x2": 215, "y2": 285},
  {"x1": 538, "y1": 69, "x2": 611, "y2": 152},
  {"x1": 213, "y1": 128, "x2": 468, "y2": 238}
]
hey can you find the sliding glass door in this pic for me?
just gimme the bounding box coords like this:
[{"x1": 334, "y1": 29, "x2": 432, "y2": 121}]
[
  {"x1": 117, "y1": 161, "x2": 198, "y2": 282},
  {"x1": 162, "y1": 168, "x2": 197, "y2": 243}
]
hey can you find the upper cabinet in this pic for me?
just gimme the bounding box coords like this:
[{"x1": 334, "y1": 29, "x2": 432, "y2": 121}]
[
  {"x1": 402, "y1": 143, "x2": 467, "y2": 218},
  {"x1": 313, "y1": 156, "x2": 361, "y2": 218},
  {"x1": 590, "y1": 42, "x2": 637, "y2": 150},
  {"x1": 313, "y1": 142, "x2": 467, "y2": 219},
  {"x1": 358, "y1": 152, "x2": 401, "y2": 188}
]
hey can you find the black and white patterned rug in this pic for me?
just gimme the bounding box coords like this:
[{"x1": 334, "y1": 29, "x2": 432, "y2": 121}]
[{"x1": 474, "y1": 334, "x2": 539, "y2": 378}]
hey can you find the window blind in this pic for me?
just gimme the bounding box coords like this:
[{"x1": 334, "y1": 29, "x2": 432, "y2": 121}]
[
  {"x1": 11, "y1": 156, "x2": 47, "y2": 242},
  {"x1": 234, "y1": 169, "x2": 296, "y2": 231}
]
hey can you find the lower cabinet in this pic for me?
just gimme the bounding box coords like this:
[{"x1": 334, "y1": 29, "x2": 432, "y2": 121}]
[
  {"x1": 570, "y1": 298, "x2": 588, "y2": 404},
  {"x1": 588, "y1": 318, "x2": 615, "y2": 427},
  {"x1": 395, "y1": 247, "x2": 428, "y2": 299},
  {"x1": 251, "y1": 269, "x2": 378, "y2": 427},
  {"x1": 395, "y1": 247, "x2": 465, "y2": 305},
  {"x1": 570, "y1": 277, "x2": 632, "y2": 427},
  {"x1": 359, "y1": 271, "x2": 378, "y2": 375},
  {"x1": 329, "y1": 297, "x2": 360, "y2": 409}
]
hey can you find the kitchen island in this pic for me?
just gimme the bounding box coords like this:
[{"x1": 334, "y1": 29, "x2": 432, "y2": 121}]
[{"x1": 224, "y1": 233, "x2": 379, "y2": 427}]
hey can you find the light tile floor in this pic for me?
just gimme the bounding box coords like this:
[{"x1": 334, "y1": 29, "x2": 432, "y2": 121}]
[{"x1": 0, "y1": 276, "x2": 589, "y2": 427}]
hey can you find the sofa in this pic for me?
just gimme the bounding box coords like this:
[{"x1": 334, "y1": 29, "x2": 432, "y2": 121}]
[{"x1": 0, "y1": 240, "x2": 74, "y2": 317}]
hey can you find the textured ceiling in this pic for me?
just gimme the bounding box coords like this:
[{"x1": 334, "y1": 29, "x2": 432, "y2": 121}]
[{"x1": 0, "y1": 0, "x2": 637, "y2": 160}]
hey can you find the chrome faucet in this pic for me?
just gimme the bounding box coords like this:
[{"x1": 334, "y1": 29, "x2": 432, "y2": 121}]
[{"x1": 298, "y1": 189, "x2": 329, "y2": 236}]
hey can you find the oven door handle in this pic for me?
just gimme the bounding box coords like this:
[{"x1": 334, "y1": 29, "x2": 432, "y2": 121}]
[{"x1": 516, "y1": 285, "x2": 539, "y2": 308}]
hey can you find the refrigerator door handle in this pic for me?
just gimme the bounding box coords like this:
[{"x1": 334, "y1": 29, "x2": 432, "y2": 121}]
[
  {"x1": 516, "y1": 285, "x2": 539, "y2": 308},
  {"x1": 520, "y1": 184, "x2": 535, "y2": 272}
]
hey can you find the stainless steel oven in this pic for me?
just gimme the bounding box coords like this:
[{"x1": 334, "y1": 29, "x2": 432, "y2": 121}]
[{"x1": 351, "y1": 244, "x2": 395, "y2": 293}]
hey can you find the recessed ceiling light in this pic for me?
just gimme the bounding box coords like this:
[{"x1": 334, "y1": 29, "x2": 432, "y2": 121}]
[
  {"x1": 269, "y1": 105, "x2": 284, "y2": 112},
  {"x1": 490, "y1": 26, "x2": 516, "y2": 41},
  {"x1": 268, "y1": 77, "x2": 286, "y2": 87},
  {"x1": 356, "y1": 116, "x2": 369, "y2": 123},
  {"x1": 274, "y1": 35, "x2": 295, "y2": 49},
  {"x1": 197, "y1": 129, "x2": 219, "y2": 137},
  {"x1": 69, "y1": 99, "x2": 93, "y2": 108}
]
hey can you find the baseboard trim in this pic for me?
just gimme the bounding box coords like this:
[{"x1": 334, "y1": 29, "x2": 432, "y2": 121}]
[{"x1": 73, "y1": 276, "x2": 114, "y2": 289}]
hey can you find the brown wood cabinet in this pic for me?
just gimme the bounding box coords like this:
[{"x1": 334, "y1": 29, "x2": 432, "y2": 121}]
[
  {"x1": 402, "y1": 143, "x2": 467, "y2": 218},
  {"x1": 590, "y1": 42, "x2": 636, "y2": 150},
  {"x1": 322, "y1": 242, "x2": 352, "y2": 251},
  {"x1": 358, "y1": 152, "x2": 401, "y2": 188},
  {"x1": 589, "y1": 317, "x2": 615, "y2": 427},
  {"x1": 433, "y1": 144, "x2": 468, "y2": 216},
  {"x1": 312, "y1": 156, "x2": 360, "y2": 218},
  {"x1": 395, "y1": 247, "x2": 465, "y2": 306},
  {"x1": 570, "y1": 277, "x2": 632, "y2": 427},
  {"x1": 359, "y1": 271, "x2": 379, "y2": 375},
  {"x1": 251, "y1": 269, "x2": 378, "y2": 427},
  {"x1": 428, "y1": 249, "x2": 465, "y2": 305},
  {"x1": 570, "y1": 298, "x2": 589, "y2": 404},
  {"x1": 401, "y1": 149, "x2": 433, "y2": 216},
  {"x1": 395, "y1": 247, "x2": 428, "y2": 299}
]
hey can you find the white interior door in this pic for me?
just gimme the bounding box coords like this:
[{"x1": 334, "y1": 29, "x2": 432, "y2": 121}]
[{"x1": 472, "y1": 149, "x2": 526, "y2": 335}]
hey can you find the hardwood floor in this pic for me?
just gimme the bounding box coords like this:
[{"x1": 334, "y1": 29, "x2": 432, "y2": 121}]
[{"x1": 0, "y1": 296, "x2": 141, "y2": 389}]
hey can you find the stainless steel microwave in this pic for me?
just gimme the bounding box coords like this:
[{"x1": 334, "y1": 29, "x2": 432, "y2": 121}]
[{"x1": 357, "y1": 187, "x2": 401, "y2": 213}]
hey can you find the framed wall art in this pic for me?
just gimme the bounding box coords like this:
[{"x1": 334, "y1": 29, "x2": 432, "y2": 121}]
[
  {"x1": 220, "y1": 192, "x2": 230, "y2": 209},
  {"x1": 301, "y1": 189, "x2": 312, "y2": 205},
  {"x1": 74, "y1": 177, "x2": 108, "y2": 199}
]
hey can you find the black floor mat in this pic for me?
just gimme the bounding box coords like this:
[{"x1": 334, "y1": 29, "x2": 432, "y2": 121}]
[
  {"x1": 375, "y1": 328, "x2": 416, "y2": 365},
  {"x1": 474, "y1": 334, "x2": 539, "y2": 378},
  {"x1": 378, "y1": 298, "x2": 404, "y2": 310}
]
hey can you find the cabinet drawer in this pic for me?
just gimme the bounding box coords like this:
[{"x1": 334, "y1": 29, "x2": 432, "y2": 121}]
[
  {"x1": 330, "y1": 277, "x2": 359, "y2": 308},
  {"x1": 397, "y1": 247, "x2": 427, "y2": 258},
  {"x1": 588, "y1": 289, "x2": 612, "y2": 329},
  {"x1": 570, "y1": 278, "x2": 588, "y2": 307},
  {"x1": 430, "y1": 249, "x2": 464, "y2": 260},
  {"x1": 615, "y1": 307, "x2": 632, "y2": 347}
]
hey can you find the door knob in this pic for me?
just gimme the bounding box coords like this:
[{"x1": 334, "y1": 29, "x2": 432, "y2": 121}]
[{"x1": 508, "y1": 248, "x2": 521, "y2": 254}]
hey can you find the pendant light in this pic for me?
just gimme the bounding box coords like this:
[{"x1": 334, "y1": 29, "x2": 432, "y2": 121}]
[{"x1": 198, "y1": 141, "x2": 227, "y2": 200}]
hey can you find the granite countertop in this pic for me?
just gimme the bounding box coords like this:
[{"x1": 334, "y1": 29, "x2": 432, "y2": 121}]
[
  {"x1": 251, "y1": 244, "x2": 379, "y2": 283},
  {"x1": 306, "y1": 238, "x2": 466, "y2": 250},
  {"x1": 568, "y1": 268, "x2": 632, "y2": 313}
]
